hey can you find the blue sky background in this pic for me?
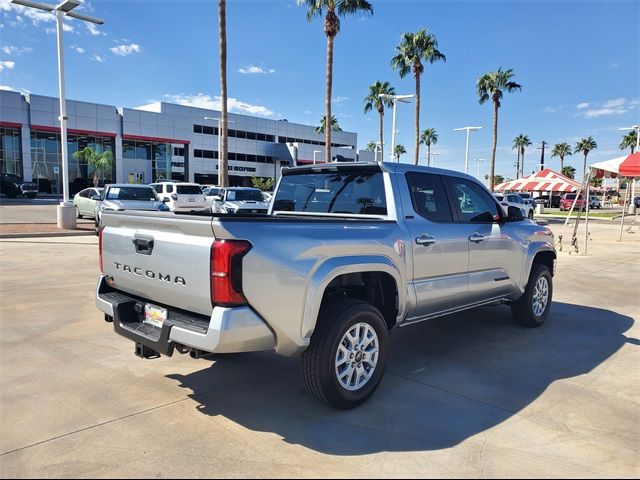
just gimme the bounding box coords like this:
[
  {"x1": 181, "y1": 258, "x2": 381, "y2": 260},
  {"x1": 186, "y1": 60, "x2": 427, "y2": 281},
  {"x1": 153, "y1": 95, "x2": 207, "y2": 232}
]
[{"x1": 1, "y1": 0, "x2": 638, "y2": 180}]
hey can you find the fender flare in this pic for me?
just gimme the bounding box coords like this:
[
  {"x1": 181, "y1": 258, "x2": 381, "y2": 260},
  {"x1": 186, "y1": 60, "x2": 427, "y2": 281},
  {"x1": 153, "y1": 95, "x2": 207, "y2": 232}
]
[
  {"x1": 300, "y1": 255, "x2": 406, "y2": 343},
  {"x1": 521, "y1": 243, "x2": 556, "y2": 289}
]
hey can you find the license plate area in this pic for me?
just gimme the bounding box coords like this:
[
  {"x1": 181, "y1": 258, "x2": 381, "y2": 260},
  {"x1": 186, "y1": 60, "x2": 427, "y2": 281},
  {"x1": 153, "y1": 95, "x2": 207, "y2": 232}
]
[{"x1": 144, "y1": 303, "x2": 167, "y2": 328}]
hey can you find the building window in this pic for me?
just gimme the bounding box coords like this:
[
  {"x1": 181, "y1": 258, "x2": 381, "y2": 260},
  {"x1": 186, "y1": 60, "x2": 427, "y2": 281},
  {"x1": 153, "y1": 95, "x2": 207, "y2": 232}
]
[
  {"x1": 173, "y1": 147, "x2": 185, "y2": 157},
  {"x1": 0, "y1": 127, "x2": 22, "y2": 178},
  {"x1": 193, "y1": 124, "x2": 203, "y2": 134},
  {"x1": 203, "y1": 125, "x2": 214, "y2": 135},
  {"x1": 256, "y1": 133, "x2": 265, "y2": 142},
  {"x1": 31, "y1": 131, "x2": 115, "y2": 193}
]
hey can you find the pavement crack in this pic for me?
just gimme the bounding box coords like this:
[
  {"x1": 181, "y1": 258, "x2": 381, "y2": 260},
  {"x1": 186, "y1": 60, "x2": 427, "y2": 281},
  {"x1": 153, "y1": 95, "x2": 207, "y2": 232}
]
[{"x1": 0, "y1": 377, "x2": 254, "y2": 457}]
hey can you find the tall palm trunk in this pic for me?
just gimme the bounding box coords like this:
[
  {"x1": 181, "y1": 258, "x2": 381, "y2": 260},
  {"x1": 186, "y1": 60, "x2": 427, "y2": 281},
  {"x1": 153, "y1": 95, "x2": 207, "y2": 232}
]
[
  {"x1": 325, "y1": 34, "x2": 334, "y2": 163},
  {"x1": 427, "y1": 143, "x2": 431, "y2": 167},
  {"x1": 219, "y1": 0, "x2": 228, "y2": 187},
  {"x1": 378, "y1": 108, "x2": 384, "y2": 162},
  {"x1": 520, "y1": 147, "x2": 525, "y2": 177},
  {"x1": 516, "y1": 150, "x2": 520, "y2": 178},
  {"x1": 490, "y1": 101, "x2": 499, "y2": 190},
  {"x1": 414, "y1": 71, "x2": 421, "y2": 165},
  {"x1": 559, "y1": 155, "x2": 564, "y2": 173},
  {"x1": 582, "y1": 153, "x2": 588, "y2": 183}
]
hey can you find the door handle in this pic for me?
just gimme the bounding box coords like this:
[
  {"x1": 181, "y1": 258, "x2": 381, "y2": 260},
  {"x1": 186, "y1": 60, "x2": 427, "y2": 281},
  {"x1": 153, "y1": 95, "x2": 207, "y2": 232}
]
[
  {"x1": 469, "y1": 232, "x2": 485, "y2": 243},
  {"x1": 133, "y1": 235, "x2": 155, "y2": 255},
  {"x1": 415, "y1": 234, "x2": 436, "y2": 246}
]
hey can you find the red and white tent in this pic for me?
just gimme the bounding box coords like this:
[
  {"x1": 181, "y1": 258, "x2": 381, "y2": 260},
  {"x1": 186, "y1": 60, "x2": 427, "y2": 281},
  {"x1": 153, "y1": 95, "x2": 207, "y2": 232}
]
[
  {"x1": 590, "y1": 152, "x2": 640, "y2": 178},
  {"x1": 494, "y1": 168, "x2": 581, "y2": 193}
]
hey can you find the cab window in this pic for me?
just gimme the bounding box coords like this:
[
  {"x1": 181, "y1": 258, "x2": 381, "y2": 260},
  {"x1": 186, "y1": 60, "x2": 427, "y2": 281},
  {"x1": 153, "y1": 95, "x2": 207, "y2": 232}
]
[
  {"x1": 165, "y1": 184, "x2": 174, "y2": 194},
  {"x1": 405, "y1": 172, "x2": 453, "y2": 222},
  {"x1": 446, "y1": 177, "x2": 501, "y2": 223}
]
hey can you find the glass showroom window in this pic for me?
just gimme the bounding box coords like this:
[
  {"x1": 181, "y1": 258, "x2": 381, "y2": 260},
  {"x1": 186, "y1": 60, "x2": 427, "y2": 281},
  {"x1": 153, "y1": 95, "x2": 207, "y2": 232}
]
[
  {"x1": 0, "y1": 127, "x2": 22, "y2": 177},
  {"x1": 152, "y1": 143, "x2": 171, "y2": 182},
  {"x1": 31, "y1": 131, "x2": 115, "y2": 194}
]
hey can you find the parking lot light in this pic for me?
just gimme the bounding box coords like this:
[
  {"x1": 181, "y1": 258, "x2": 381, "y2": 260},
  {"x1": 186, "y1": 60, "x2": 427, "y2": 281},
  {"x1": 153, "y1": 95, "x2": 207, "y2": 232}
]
[{"x1": 12, "y1": 0, "x2": 104, "y2": 229}]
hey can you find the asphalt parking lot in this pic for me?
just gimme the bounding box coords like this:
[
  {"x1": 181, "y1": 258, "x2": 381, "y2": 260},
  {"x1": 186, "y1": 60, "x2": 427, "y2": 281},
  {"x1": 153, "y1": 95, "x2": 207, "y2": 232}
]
[{"x1": 0, "y1": 222, "x2": 638, "y2": 478}]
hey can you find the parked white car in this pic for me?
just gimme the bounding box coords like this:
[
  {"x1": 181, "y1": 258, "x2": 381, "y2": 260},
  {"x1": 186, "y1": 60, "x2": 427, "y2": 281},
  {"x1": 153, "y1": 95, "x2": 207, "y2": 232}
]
[
  {"x1": 495, "y1": 193, "x2": 534, "y2": 219},
  {"x1": 73, "y1": 187, "x2": 103, "y2": 219},
  {"x1": 150, "y1": 182, "x2": 207, "y2": 212}
]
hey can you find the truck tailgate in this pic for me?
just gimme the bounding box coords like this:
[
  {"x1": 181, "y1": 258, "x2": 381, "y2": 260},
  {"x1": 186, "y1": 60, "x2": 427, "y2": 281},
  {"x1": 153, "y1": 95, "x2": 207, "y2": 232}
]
[{"x1": 101, "y1": 211, "x2": 215, "y2": 316}]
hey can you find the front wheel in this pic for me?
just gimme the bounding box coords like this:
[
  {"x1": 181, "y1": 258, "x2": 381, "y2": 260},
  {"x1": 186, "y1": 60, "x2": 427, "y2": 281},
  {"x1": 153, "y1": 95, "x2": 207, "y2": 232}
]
[
  {"x1": 511, "y1": 263, "x2": 553, "y2": 327},
  {"x1": 301, "y1": 299, "x2": 389, "y2": 409},
  {"x1": 528, "y1": 209, "x2": 534, "y2": 219}
]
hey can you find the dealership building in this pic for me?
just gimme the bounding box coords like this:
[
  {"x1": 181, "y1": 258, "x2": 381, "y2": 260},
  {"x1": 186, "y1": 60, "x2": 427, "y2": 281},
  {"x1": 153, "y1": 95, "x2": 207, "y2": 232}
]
[{"x1": 0, "y1": 89, "x2": 361, "y2": 193}]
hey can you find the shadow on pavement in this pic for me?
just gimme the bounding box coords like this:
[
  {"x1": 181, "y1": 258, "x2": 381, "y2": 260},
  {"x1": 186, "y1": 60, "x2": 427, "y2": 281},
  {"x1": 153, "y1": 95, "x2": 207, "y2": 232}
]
[{"x1": 167, "y1": 301, "x2": 634, "y2": 455}]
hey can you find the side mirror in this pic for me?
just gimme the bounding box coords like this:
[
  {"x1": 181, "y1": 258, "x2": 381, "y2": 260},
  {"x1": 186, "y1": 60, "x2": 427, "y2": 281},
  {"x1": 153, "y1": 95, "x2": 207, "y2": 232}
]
[
  {"x1": 507, "y1": 205, "x2": 524, "y2": 221},
  {"x1": 161, "y1": 197, "x2": 170, "y2": 203}
]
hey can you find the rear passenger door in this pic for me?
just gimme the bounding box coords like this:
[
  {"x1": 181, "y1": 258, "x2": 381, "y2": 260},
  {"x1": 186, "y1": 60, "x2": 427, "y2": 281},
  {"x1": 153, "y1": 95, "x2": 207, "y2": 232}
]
[
  {"x1": 404, "y1": 172, "x2": 472, "y2": 320},
  {"x1": 445, "y1": 177, "x2": 523, "y2": 301}
]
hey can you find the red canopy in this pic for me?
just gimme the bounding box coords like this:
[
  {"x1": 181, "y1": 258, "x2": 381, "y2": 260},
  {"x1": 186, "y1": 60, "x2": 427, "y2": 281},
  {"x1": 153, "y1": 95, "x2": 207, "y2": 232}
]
[
  {"x1": 591, "y1": 152, "x2": 640, "y2": 178},
  {"x1": 494, "y1": 168, "x2": 581, "y2": 192}
]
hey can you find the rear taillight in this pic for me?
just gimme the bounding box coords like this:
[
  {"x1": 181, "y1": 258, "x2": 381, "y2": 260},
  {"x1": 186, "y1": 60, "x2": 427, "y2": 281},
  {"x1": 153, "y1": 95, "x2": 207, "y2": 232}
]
[
  {"x1": 98, "y1": 226, "x2": 104, "y2": 273},
  {"x1": 210, "y1": 239, "x2": 252, "y2": 307}
]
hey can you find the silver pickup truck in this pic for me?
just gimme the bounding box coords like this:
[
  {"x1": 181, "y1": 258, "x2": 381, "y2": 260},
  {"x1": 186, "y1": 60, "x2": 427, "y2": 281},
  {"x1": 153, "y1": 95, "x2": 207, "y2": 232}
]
[{"x1": 96, "y1": 162, "x2": 556, "y2": 409}]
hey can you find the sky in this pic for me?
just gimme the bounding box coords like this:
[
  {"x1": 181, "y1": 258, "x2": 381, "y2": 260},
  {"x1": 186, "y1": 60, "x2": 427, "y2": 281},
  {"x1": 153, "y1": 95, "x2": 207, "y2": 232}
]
[{"x1": 1, "y1": 0, "x2": 639, "y2": 181}]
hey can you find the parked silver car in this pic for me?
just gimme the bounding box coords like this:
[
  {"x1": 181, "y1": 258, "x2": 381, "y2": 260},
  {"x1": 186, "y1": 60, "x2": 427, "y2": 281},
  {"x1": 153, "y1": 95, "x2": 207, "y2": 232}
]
[
  {"x1": 94, "y1": 184, "x2": 170, "y2": 234},
  {"x1": 73, "y1": 187, "x2": 103, "y2": 219}
]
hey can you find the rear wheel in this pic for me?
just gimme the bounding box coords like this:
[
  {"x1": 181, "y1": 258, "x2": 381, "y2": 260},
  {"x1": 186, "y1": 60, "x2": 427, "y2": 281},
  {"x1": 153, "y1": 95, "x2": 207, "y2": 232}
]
[
  {"x1": 301, "y1": 298, "x2": 389, "y2": 409},
  {"x1": 511, "y1": 263, "x2": 552, "y2": 327},
  {"x1": 76, "y1": 206, "x2": 82, "y2": 219},
  {"x1": 94, "y1": 218, "x2": 100, "y2": 236}
]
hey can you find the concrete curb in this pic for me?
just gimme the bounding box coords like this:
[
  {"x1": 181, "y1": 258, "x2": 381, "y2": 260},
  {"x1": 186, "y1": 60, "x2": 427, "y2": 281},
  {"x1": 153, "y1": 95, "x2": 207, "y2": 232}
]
[{"x1": 0, "y1": 231, "x2": 95, "y2": 239}]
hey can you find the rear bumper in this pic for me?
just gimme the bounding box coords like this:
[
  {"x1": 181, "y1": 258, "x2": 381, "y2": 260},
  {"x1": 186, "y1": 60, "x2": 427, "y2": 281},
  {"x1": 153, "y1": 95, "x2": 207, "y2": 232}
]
[
  {"x1": 95, "y1": 275, "x2": 275, "y2": 356},
  {"x1": 171, "y1": 206, "x2": 208, "y2": 212}
]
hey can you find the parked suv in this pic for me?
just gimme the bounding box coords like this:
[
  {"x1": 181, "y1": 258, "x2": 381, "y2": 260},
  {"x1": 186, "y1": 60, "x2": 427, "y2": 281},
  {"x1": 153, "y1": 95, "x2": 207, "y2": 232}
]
[
  {"x1": 559, "y1": 193, "x2": 586, "y2": 211},
  {"x1": 150, "y1": 182, "x2": 207, "y2": 212},
  {"x1": 589, "y1": 196, "x2": 602, "y2": 209},
  {"x1": 0, "y1": 174, "x2": 38, "y2": 199},
  {"x1": 495, "y1": 193, "x2": 534, "y2": 219},
  {"x1": 535, "y1": 194, "x2": 561, "y2": 209},
  {"x1": 517, "y1": 192, "x2": 537, "y2": 209}
]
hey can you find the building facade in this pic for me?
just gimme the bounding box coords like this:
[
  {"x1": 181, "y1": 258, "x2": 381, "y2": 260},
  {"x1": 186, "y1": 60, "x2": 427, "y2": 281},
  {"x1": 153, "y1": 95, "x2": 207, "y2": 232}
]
[{"x1": 0, "y1": 90, "x2": 359, "y2": 193}]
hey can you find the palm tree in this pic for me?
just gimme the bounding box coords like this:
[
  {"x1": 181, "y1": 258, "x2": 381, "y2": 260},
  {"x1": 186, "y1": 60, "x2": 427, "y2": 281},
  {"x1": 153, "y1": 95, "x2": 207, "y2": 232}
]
[
  {"x1": 476, "y1": 67, "x2": 522, "y2": 190},
  {"x1": 365, "y1": 140, "x2": 377, "y2": 151},
  {"x1": 619, "y1": 131, "x2": 637, "y2": 154},
  {"x1": 391, "y1": 29, "x2": 446, "y2": 165},
  {"x1": 562, "y1": 165, "x2": 576, "y2": 179},
  {"x1": 419, "y1": 128, "x2": 438, "y2": 166},
  {"x1": 218, "y1": 0, "x2": 229, "y2": 187},
  {"x1": 363, "y1": 81, "x2": 395, "y2": 162},
  {"x1": 512, "y1": 134, "x2": 532, "y2": 177},
  {"x1": 393, "y1": 144, "x2": 406, "y2": 162},
  {"x1": 316, "y1": 115, "x2": 341, "y2": 134},
  {"x1": 299, "y1": 0, "x2": 373, "y2": 163},
  {"x1": 72, "y1": 147, "x2": 113, "y2": 187},
  {"x1": 551, "y1": 142, "x2": 572, "y2": 173},
  {"x1": 574, "y1": 137, "x2": 598, "y2": 182}
]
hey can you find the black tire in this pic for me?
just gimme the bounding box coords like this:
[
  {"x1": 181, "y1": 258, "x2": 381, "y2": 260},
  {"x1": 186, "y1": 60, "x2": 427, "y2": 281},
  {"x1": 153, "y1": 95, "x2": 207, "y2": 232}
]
[
  {"x1": 76, "y1": 206, "x2": 82, "y2": 219},
  {"x1": 528, "y1": 210, "x2": 534, "y2": 219},
  {"x1": 301, "y1": 298, "x2": 389, "y2": 410},
  {"x1": 511, "y1": 263, "x2": 553, "y2": 328},
  {"x1": 94, "y1": 218, "x2": 100, "y2": 236}
]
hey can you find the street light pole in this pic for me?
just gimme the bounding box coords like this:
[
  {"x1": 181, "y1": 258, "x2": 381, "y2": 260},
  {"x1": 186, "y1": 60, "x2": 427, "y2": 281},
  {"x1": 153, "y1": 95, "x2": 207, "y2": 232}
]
[
  {"x1": 453, "y1": 126, "x2": 483, "y2": 174},
  {"x1": 379, "y1": 94, "x2": 413, "y2": 162},
  {"x1": 12, "y1": 0, "x2": 104, "y2": 229},
  {"x1": 475, "y1": 158, "x2": 487, "y2": 179}
]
